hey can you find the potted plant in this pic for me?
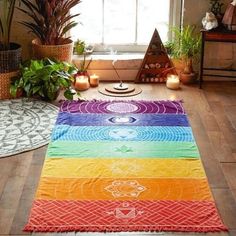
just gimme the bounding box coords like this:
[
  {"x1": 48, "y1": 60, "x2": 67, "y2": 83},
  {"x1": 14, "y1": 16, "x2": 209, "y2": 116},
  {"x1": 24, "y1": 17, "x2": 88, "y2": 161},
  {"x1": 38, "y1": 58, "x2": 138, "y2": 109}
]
[
  {"x1": 18, "y1": 0, "x2": 81, "y2": 63},
  {"x1": 0, "y1": 0, "x2": 22, "y2": 99},
  {"x1": 164, "y1": 41, "x2": 174, "y2": 55},
  {"x1": 10, "y1": 58, "x2": 79, "y2": 101},
  {"x1": 73, "y1": 53, "x2": 92, "y2": 90},
  {"x1": 169, "y1": 25, "x2": 201, "y2": 84},
  {"x1": 74, "y1": 39, "x2": 86, "y2": 55}
]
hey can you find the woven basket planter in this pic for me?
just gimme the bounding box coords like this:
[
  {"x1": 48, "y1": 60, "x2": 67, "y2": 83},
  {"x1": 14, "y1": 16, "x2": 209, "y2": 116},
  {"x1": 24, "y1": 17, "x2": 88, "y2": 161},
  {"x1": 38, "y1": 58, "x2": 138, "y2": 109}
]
[
  {"x1": 0, "y1": 43, "x2": 22, "y2": 73},
  {"x1": 32, "y1": 38, "x2": 74, "y2": 63},
  {"x1": 0, "y1": 71, "x2": 19, "y2": 100}
]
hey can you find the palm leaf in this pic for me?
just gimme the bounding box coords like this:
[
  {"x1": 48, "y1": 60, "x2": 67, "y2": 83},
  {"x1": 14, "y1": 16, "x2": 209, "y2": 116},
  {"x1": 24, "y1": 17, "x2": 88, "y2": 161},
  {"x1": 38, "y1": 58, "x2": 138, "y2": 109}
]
[
  {"x1": 61, "y1": 22, "x2": 78, "y2": 37},
  {"x1": 20, "y1": 0, "x2": 40, "y2": 13},
  {"x1": 7, "y1": 0, "x2": 17, "y2": 43},
  {"x1": 0, "y1": 18, "x2": 3, "y2": 34},
  {"x1": 20, "y1": 21, "x2": 45, "y2": 42},
  {"x1": 19, "y1": 0, "x2": 81, "y2": 44}
]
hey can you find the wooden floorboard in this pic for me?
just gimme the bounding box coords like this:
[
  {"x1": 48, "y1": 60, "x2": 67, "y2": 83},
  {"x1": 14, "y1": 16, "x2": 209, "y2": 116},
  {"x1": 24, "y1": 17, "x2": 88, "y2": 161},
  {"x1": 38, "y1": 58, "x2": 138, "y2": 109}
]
[{"x1": 0, "y1": 82, "x2": 236, "y2": 236}]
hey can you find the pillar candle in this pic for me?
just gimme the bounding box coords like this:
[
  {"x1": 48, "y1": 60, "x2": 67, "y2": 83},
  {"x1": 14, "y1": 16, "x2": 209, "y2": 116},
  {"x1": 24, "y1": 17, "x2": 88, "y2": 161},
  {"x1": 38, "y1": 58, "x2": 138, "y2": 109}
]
[
  {"x1": 90, "y1": 74, "x2": 100, "y2": 87},
  {"x1": 166, "y1": 75, "x2": 180, "y2": 90},
  {"x1": 75, "y1": 75, "x2": 90, "y2": 91}
]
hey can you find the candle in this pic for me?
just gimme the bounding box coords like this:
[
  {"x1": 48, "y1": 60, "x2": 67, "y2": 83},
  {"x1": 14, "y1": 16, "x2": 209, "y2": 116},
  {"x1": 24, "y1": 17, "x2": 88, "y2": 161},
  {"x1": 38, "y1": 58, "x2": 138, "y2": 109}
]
[
  {"x1": 166, "y1": 75, "x2": 180, "y2": 90},
  {"x1": 75, "y1": 75, "x2": 90, "y2": 91},
  {"x1": 90, "y1": 74, "x2": 99, "y2": 87}
]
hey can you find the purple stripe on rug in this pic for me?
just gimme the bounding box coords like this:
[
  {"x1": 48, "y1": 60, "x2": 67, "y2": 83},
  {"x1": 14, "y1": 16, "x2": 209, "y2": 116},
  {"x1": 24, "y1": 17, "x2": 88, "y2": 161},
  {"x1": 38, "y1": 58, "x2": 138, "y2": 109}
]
[
  {"x1": 56, "y1": 113, "x2": 190, "y2": 127},
  {"x1": 60, "y1": 100, "x2": 185, "y2": 114}
]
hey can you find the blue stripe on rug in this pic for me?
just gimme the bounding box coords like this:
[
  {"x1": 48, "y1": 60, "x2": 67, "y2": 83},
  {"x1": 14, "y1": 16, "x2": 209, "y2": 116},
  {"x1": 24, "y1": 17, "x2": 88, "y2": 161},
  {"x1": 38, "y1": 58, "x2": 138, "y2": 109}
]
[
  {"x1": 52, "y1": 125, "x2": 194, "y2": 142},
  {"x1": 56, "y1": 113, "x2": 190, "y2": 127}
]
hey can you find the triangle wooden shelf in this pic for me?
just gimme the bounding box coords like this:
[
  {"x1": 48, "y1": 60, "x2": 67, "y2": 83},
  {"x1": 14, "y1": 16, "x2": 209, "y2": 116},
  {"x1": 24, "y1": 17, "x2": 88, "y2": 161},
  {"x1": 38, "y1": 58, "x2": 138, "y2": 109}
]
[{"x1": 135, "y1": 29, "x2": 176, "y2": 83}]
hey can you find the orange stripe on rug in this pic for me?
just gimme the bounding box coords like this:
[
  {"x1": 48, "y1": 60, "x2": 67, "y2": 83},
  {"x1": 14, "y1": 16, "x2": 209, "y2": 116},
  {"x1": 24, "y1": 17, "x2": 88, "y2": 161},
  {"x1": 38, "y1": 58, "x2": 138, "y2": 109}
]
[{"x1": 36, "y1": 177, "x2": 213, "y2": 201}]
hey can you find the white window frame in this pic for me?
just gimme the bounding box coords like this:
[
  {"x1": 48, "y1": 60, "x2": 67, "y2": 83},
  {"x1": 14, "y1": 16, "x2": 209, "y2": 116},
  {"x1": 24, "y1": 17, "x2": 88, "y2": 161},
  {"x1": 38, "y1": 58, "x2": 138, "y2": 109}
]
[{"x1": 73, "y1": 0, "x2": 183, "y2": 53}]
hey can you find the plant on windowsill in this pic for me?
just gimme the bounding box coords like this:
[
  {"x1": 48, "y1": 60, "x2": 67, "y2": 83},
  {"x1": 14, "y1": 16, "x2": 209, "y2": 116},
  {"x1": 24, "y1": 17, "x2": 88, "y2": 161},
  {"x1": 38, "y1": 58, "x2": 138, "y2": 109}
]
[
  {"x1": 169, "y1": 25, "x2": 201, "y2": 84},
  {"x1": 74, "y1": 39, "x2": 86, "y2": 55},
  {"x1": 10, "y1": 58, "x2": 80, "y2": 101},
  {"x1": 76, "y1": 53, "x2": 92, "y2": 76},
  {"x1": 18, "y1": 0, "x2": 81, "y2": 63},
  {"x1": 0, "y1": 0, "x2": 22, "y2": 99}
]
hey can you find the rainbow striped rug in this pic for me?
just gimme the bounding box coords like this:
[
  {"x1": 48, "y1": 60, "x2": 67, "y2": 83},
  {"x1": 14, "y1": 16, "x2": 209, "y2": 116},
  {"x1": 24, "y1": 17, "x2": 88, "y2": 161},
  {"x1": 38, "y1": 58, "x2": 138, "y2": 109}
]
[{"x1": 24, "y1": 100, "x2": 227, "y2": 233}]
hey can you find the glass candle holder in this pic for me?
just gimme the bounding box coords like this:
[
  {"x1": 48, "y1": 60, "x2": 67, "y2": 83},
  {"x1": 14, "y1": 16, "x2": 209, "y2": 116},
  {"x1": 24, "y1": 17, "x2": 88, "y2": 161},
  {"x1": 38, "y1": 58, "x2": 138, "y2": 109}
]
[
  {"x1": 166, "y1": 75, "x2": 180, "y2": 90},
  {"x1": 75, "y1": 75, "x2": 90, "y2": 91},
  {"x1": 90, "y1": 74, "x2": 99, "y2": 87}
]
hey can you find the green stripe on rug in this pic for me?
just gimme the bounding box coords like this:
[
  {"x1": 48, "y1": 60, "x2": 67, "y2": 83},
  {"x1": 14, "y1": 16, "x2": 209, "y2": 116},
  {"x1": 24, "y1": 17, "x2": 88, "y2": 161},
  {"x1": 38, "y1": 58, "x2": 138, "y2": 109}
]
[{"x1": 46, "y1": 141, "x2": 200, "y2": 158}]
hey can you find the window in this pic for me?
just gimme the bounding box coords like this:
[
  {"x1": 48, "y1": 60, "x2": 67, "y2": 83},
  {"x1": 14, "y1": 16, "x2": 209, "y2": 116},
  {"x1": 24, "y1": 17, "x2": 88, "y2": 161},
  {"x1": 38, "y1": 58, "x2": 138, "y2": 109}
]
[{"x1": 71, "y1": 0, "x2": 182, "y2": 52}]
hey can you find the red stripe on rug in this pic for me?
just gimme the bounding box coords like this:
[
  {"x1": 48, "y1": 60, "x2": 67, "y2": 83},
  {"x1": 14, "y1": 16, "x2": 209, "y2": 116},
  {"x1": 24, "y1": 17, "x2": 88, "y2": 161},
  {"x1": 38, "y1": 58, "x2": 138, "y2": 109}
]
[{"x1": 24, "y1": 200, "x2": 227, "y2": 233}]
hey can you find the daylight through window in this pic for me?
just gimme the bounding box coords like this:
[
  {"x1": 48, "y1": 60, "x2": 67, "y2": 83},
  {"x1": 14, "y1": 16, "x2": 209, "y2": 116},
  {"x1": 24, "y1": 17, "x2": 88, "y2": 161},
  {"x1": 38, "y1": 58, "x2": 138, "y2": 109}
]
[{"x1": 71, "y1": 0, "x2": 181, "y2": 51}]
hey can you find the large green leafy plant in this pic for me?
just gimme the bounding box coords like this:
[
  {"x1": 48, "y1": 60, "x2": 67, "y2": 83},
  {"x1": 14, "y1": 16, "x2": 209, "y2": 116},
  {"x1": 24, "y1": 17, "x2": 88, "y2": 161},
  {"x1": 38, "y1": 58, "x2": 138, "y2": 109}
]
[
  {"x1": 0, "y1": 0, "x2": 17, "y2": 50},
  {"x1": 10, "y1": 58, "x2": 79, "y2": 101},
  {"x1": 169, "y1": 25, "x2": 201, "y2": 74},
  {"x1": 18, "y1": 0, "x2": 81, "y2": 45}
]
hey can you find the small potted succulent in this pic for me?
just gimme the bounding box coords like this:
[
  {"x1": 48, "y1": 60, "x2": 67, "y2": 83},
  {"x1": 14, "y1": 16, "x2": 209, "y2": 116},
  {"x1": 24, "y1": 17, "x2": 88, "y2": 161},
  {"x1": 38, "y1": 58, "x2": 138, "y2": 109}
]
[
  {"x1": 0, "y1": 0, "x2": 22, "y2": 99},
  {"x1": 10, "y1": 58, "x2": 79, "y2": 101},
  {"x1": 18, "y1": 0, "x2": 81, "y2": 62}
]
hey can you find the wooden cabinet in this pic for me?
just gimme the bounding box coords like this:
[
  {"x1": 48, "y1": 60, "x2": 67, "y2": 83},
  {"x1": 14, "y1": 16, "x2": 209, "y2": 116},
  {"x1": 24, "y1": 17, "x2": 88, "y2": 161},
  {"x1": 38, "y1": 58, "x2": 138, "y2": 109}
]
[{"x1": 200, "y1": 28, "x2": 236, "y2": 88}]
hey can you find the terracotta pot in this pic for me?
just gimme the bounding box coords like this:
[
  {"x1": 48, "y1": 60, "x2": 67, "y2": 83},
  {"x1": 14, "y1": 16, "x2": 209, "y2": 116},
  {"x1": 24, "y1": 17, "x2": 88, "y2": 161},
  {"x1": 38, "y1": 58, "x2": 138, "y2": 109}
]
[
  {"x1": 180, "y1": 72, "x2": 196, "y2": 84},
  {"x1": 0, "y1": 43, "x2": 21, "y2": 73},
  {"x1": 32, "y1": 38, "x2": 74, "y2": 63},
  {"x1": 172, "y1": 58, "x2": 185, "y2": 76}
]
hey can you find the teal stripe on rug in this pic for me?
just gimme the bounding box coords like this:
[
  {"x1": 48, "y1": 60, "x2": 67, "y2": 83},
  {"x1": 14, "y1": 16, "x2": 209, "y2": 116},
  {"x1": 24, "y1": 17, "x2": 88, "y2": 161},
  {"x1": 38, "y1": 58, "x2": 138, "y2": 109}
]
[
  {"x1": 52, "y1": 125, "x2": 194, "y2": 142},
  {"x1": 46, "y1": 141, "x2": 200, "y2": 159}
]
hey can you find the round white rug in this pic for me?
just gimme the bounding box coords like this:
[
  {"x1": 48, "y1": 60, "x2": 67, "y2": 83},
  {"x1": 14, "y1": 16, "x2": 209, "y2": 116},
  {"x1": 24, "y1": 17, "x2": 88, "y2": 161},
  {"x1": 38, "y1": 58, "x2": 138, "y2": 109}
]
[{"x1": 0, "y1": 99, "x2": 58, "y2": 158}]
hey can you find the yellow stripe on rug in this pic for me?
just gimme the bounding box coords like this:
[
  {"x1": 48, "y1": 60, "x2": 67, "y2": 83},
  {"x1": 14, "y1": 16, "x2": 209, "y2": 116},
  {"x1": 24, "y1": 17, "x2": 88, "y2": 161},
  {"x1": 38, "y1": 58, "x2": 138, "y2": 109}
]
[{"x1": 41, "y1": 158, "x2": 206, "y2": 179}]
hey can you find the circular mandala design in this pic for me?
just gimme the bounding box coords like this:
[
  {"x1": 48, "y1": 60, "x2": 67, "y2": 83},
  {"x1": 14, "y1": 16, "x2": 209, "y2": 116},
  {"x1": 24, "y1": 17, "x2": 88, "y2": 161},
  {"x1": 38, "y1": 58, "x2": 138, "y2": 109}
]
[
  {"x1": 106, "y1": 102, "x2": 138, "y2": 113},
  {"x1": 0, "y1": 99, "x2": 58, "y2": 158}
]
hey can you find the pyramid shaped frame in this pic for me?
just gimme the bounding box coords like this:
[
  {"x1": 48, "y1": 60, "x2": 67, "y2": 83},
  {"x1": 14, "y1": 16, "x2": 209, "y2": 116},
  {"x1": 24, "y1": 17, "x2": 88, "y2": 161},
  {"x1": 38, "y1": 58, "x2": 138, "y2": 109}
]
[{"x1": 135, "y1": 29, "x2": 176, "y2": 83}]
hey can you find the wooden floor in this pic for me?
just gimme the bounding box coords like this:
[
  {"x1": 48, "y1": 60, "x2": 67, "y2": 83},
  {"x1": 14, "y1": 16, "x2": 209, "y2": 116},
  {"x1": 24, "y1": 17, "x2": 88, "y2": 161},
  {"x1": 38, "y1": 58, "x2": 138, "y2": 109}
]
[{"x1": 0, "y1": 82, "x2": 236, "y2": 236}]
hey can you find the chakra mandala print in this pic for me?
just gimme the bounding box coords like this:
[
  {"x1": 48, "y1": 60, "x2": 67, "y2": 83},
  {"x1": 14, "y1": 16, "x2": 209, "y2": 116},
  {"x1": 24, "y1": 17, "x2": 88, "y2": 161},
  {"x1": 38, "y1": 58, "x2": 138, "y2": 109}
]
[{"x1": 24, "y1": 100, "x2": 227, "y2": 233}]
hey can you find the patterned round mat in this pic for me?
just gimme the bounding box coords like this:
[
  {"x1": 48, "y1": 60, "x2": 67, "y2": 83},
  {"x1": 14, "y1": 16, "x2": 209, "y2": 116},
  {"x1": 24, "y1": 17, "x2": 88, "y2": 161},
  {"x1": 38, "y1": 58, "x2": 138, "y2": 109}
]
[{"x1": 0, "y1": 99, "x2": 58, "y2": 158}]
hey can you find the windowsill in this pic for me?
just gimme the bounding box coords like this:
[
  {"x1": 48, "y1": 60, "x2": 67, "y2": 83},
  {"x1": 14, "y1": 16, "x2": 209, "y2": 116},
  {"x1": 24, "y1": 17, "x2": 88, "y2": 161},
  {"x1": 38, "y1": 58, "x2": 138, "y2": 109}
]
[
  {"x1": 73, "y1": 52, "x2": 144, "y2": 61},
  {"x1": 72, "y1": 52, "x2": 144, "y2": 81}
]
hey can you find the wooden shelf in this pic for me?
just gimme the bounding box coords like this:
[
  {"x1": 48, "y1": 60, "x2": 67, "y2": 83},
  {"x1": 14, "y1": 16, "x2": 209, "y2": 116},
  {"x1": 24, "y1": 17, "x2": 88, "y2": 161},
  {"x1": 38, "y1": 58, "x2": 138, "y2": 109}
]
[
  {"x1": 145, "y1": 55, "x2": 169, "y2": 63},
  {"x1": 141, "y1": 68, "x2": 169, "y2": 74},
  {"x1": 135, "y1": 29, "x2": 176, "y2": 83}
]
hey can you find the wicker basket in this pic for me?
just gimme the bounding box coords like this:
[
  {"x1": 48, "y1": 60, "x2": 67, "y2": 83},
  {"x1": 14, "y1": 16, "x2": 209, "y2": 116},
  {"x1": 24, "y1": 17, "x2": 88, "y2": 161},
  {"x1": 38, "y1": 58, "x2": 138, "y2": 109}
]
[
  {"x1": 0, "y1": 43, "x2": 22, "y2": 73},
  {"x1": 32, "y1": 38, "x2": 74, "y2": 63},
  {"x1": 0, "y1": 71, "x2": 19, "y2": 100}
]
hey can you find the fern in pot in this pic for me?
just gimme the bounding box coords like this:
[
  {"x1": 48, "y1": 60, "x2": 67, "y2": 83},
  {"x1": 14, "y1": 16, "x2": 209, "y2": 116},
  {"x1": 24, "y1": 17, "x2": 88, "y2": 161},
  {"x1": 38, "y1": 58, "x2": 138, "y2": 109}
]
[
  {"x1": 10, "y1": 58, "x2": 79, "y2": 101},
  {"x1": 170, "y1": 25, "x2": 201, "y2": 84},
  {"x1": 18, "y1": 0, "x2": 81, "y2": 63}
]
